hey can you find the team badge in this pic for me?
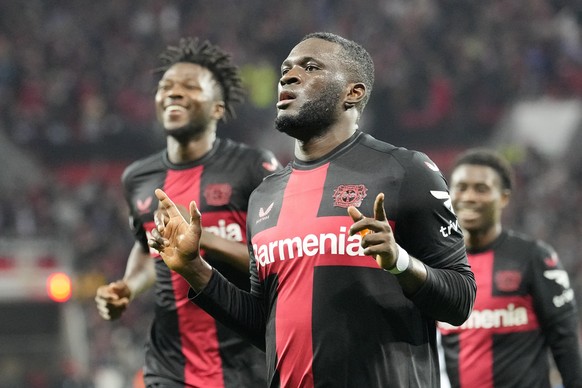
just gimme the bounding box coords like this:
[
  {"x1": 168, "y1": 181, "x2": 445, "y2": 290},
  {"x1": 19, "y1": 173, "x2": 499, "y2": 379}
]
[
  {"x1": 494, "y1": 270, "x2": 522, "y2": 292},
  {"x1": 333, "y1": 184, "x2": 368, "y2": 208},
  {"x1": 204, "y1": 183, "x2": 232, "y2": 206}
]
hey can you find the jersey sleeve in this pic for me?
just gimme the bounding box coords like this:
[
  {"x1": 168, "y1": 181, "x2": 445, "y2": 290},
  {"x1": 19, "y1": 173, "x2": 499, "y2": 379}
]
[
  {"x1": 121, "y1": 166, "x2": 149, "y2": 252},
  {"x1": 528, "y1": 240, "x2": 582, "y2": 385},
  {"x1": 395, "y1": 151, "x2": 476, "y2": 325},
  {"x1": 190, "y1": 267, "x2": 267, "y2": 350}
]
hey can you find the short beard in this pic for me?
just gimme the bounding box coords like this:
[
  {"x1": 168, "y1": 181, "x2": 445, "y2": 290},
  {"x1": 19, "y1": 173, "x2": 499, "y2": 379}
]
[
  {"x1": 275, "y1": 86, "x2": 342, "y2": 143},
  {"x1": 164, "y1": 122, "x2": 206, "y2": 143}
]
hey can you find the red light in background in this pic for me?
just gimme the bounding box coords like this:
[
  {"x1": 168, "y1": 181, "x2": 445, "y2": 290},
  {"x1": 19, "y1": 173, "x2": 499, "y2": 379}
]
[{"x1": 47, "y1": 272, "x2": 72, "y2": 302}]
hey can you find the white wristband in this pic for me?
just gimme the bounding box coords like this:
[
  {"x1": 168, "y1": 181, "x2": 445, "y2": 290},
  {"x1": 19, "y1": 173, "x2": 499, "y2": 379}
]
[{"x1": 388, "y1": 245, "x2": 411, "y2": 275}]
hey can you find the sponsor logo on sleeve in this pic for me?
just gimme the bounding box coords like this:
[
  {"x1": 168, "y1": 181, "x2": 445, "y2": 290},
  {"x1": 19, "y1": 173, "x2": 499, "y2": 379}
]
[{"x1": 544, "y1": 269, "x2": 575, "y2": 307}]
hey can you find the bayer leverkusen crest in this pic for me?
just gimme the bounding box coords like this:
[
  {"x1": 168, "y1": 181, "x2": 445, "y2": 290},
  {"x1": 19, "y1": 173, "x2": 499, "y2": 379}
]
[
  {"x1": 204, "y1": 183, "x2": 232, "y2": 206},
  {"x1": 333, "y1": 184, "x2": 368, "y2": 208},
  {"x1": 494, "y1": 270, "x2": 522, "y2": 292}
]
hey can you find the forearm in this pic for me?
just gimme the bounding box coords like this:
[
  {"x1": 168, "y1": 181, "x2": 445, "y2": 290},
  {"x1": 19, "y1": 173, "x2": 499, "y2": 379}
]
[
  {"x1": 175, "y1": 256, "x2": 215, "y2": 292},
  {"x1": 394, "y1": 255, "x2": 427, "y2": 296},
  {"x1": 191, "y1": 269, "x2": 266, "y2": 349},
  {"x1": 547, "y1": 315, "x2": 582, "y2": 387},
  {"x1": 122, "y1": 243, "x2": 156, "y2": 299},
  {"x1": 410, "y1": 263, "x2": 476, "y2": 326}
]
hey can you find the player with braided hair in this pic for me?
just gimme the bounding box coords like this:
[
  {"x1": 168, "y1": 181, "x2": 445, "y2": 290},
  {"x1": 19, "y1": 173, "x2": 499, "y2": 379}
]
[
  {"x1": 95, "y1": 37, "x2": 279, "y2": 387},
  {"x1": 155, "y1": 37, "x2": 244, "y2": 119}
]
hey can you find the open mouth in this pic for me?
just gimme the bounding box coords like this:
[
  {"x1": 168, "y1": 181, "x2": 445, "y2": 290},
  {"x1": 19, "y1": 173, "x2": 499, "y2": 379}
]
[
  {"x1": 165, "y1": 104, "x2": 187, "y2": 113},
  {"x1": 276, "y1": 91, "x2": 295, "y2": 108}
]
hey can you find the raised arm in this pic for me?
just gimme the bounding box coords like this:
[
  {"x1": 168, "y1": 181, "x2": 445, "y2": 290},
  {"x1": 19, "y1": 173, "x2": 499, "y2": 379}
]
[{"x1": 148, "y1": 189, "x2": 213, "y2": 291}]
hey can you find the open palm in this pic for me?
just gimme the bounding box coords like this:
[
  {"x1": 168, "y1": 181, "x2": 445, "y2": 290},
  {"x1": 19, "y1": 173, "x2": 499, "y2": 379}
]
[{"x1": 150, "y1": 189, "x2": 203, "y2": 274}]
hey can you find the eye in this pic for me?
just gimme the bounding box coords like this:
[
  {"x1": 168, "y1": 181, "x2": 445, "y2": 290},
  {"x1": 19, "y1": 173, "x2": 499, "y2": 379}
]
[
  {"x1": 184, "y1": 83, "x2": 200, "y2": 90},
  {"x1": 305, "y1": 64, "x2": 318, "y2": 71},
  {"x1": 157, "y1": 82, "x2": 171, "y2": 91},
  {"x1": 475, "y1": 185, "x2": 490, "y2": 193},
  {"x1": 281, "y1": 68, "x2": 290, "y2": 76}
]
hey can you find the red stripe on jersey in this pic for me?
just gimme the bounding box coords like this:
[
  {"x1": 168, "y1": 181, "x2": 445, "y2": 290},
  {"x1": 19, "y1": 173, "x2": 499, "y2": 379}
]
[
  {"x1": 273, "y1": 166, "x2": 331, "y2": 388},
  {"x1": 164, "y1": 168, "x2": 225, "y2": 388},
  {"x1": 454, "y1": 251, "x2": 539, "y2": 387},
  {"x1": 459, "y1": 251, "x2": 494, "y2": 387}
]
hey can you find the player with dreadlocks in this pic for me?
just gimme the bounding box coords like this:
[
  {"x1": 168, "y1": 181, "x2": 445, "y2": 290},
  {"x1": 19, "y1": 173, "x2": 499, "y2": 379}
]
[{"x1": 95, "y1": 37, "x2": 280, "y2": 387}]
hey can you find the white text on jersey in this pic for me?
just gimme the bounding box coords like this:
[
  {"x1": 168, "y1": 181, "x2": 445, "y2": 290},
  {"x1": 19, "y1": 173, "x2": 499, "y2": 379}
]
[
  {"x1": 253, "y1": 226, "x2": 365, "y2": 266},
  {"x1": 204, "y1": 220, "x2": 243, "y2": 242}
]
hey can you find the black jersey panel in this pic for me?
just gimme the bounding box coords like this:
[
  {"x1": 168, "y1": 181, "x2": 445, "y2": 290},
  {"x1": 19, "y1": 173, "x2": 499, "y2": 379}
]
[
  {"x1": 215, "y1": 320, "x2": 268, "y2": 388},
  {"x1": 311, "y1": 266, "x2": 434, "y2": 387},
  {"x1": 492, "y1": 331, "x2": 551, "y2": 388}
]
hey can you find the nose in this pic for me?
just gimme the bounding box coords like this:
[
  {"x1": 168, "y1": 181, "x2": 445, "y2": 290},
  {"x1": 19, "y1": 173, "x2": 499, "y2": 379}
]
[
  {"x1": 167, "y1": 84, "x2": 185, "y2": 98},
  {"x1": 280, "y1": 66, "x2": 302, "y2": 86},
  {"x1": 456, "y1": 187, "x2": 478, "y2": 202}
]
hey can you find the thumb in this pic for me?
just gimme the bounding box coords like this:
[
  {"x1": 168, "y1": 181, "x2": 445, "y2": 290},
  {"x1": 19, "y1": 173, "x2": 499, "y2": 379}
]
[
  {"x1": 110, "y1": 281, "x2": 130, "y2": 298},
  {"x1": 189, "y1": 200, "x2": 202, "y2": 225},
  {"x1": 373, "y1": 193, "x2": 387, "y2": 222}
]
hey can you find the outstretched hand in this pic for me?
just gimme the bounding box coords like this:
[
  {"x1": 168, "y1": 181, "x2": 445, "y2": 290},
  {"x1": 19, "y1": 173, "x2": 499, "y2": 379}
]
[
  {"x1": 148, "y1": 189, "x2": 203, "y2": 275},
  {"x1": 347, "y1": 193, "x2": 399, "y2": 270}
]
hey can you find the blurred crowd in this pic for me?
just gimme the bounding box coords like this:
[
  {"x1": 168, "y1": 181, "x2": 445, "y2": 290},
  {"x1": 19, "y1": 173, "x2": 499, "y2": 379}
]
[{"x1": 0, "y1": 0, "x2": 581, "y2": 386}]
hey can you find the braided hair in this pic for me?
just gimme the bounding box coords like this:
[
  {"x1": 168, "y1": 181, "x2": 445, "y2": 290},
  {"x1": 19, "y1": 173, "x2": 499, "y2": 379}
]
[{"x1": 156, "y1": 37, "x2": 245, "y2": 120}]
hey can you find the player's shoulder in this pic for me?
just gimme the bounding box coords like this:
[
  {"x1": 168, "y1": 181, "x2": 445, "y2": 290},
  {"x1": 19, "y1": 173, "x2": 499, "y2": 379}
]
[
  {"x1": 219, "y1": 137, "x2": 270, "y2": 156},
  {"x1": 121, "y1": 150, "x2": 165, "y2": 184},
  {"x1": 505, "y1": 229, "x2": 555, "y2": 257},
  {"x1": 357, "y1": 132, "x2": 437, "y2": 169},
  {"x1": 221, "y1": 138, "x2": 278, "y2": 162}
]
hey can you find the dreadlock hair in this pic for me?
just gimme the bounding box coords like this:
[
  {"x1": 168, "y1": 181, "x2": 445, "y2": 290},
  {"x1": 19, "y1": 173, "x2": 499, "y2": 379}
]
[
  {"x1": 452, "y1": 148, "x2": 514, "y2": 191},
  {"x1": 155, "y1": 37, "x2": 245, "y2": 120}
]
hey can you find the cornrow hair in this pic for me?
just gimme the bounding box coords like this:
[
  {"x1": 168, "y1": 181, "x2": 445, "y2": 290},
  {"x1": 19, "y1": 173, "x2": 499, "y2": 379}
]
[{"x1": 156, "y1": 37, "x2": 245, "y2": 120}]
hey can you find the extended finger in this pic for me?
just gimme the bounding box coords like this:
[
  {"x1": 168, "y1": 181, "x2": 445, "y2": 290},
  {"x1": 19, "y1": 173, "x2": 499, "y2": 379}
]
[
  {"x1": 154, "y1": 189, "x2": 185, "y2": 220},
  {"x1": 373, "y1": 193, "x2": 387, "y2": 222}
]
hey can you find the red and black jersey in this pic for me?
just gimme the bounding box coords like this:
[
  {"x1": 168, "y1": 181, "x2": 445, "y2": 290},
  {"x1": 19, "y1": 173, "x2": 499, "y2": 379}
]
[
  {"x1": 122, "y1": 138, "x2": 280, "y2": 388},
  {"x1": 439, "y1": 230, "x2": 582, "y2": 388},
  {"x1": 193, "y1": 131, "x2": 476, "y2": 387}
]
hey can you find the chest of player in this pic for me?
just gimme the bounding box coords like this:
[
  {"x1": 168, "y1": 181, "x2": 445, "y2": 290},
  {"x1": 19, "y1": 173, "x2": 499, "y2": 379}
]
[
  {"x1": 130, "y1": 166, "x2": 248, "y2": 240},
  {"x1": 249, "y1": 162, "x2": 401, "y2": 280}
]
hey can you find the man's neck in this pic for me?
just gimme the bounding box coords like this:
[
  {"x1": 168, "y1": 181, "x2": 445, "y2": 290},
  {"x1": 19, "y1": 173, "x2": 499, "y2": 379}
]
[
  {"x1": 464, "y1": 224, "x2": 503, "y2": 250},
  {"x1": 166, "y1": 131, "x2": 217, "y2": 164},
  {"x1": 294, "y1": 125, "x2": 357, "y2": 161}
]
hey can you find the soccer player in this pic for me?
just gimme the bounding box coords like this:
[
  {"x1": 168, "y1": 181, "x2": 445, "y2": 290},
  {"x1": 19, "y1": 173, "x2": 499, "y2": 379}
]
[
  {"x1": 148, "y1": 32, "x2": 476, "y2": 387},
  {"x1": 438, "y1": 148, "x2": 582, "y2": 387},
  {"x1": 94, "y1": 37, "x2": 280, "y2": 388}
]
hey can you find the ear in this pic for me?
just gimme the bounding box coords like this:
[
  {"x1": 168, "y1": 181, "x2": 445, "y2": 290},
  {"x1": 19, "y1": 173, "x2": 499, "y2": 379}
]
[
  {"x1": 500, "y1": 189, "x2": 511, "y2": 209},
  {"x1": 344, "y1": 82, "x2": 366, "y2": 110},
  {"x1": 212, "y1": 101, "x2": 226, "y2": 120}
]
